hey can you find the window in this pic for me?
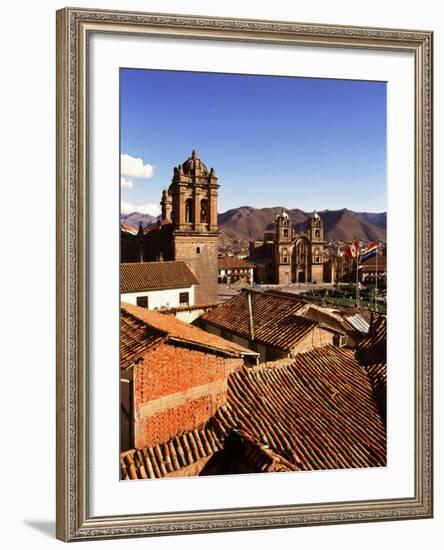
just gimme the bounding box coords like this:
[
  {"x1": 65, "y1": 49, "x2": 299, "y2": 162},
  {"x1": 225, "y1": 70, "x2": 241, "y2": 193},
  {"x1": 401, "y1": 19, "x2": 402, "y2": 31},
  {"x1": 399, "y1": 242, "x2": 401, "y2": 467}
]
[
  {"x1": 179, "y1": 292, "x2": 189, "y2": 305},
  {"x1": 196, "y1": 246, "x2": 201, "y2": 254},
  {"x1": 185, "y1": 198, "x2": 193, "y2": 223},
  {"x1": 315, "y1": 229, "x2": 320, "y2": 238},
  {"x1": 283, "y1": 228, "x2": 288, "y2": 237},
  {"x1": 136, "y1": 296, "x2": 148, "y2": 308},
  {"x1": 200, "y1": 199, "x2": 208, "y2": 223}
]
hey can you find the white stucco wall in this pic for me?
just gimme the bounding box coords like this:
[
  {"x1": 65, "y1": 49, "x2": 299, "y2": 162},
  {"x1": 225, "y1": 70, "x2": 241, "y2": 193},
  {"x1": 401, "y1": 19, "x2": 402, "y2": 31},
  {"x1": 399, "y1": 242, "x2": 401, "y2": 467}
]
[{"x1": 121, "y1": 285, "x2": 195, "y2": 309}]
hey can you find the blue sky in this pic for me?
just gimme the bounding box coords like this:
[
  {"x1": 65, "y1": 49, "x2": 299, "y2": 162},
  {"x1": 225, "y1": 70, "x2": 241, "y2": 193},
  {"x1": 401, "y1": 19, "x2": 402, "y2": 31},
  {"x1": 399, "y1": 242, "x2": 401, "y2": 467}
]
[{"x1": 120, "y1": 69, "x2": 386, "y2": 216}]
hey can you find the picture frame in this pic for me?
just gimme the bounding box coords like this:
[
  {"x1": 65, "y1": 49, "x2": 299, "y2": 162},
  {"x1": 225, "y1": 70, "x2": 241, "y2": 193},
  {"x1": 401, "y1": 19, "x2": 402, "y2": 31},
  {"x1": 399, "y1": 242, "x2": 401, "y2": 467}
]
[{"x1": 56, "y1": 6, "x2": 433, "y2": 542}]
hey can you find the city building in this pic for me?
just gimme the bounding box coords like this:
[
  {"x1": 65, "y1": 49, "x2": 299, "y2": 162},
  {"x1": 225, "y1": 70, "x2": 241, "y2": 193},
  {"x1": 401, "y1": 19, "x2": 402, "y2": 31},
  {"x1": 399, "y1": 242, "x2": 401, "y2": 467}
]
[
  {"x1": 249, "y1": 209, "x2": 325, "y2": 284},
  {"x1": 121, "y1": 344, "x2": 386, "y2": 479},
  {"x1": 121, "y1": 150, "x2": 220, "y2": 304},
  {"x1": 120, "y1": 303, "x2": 259, "y2": 451},
  {"x1": 218, "y1": 257, "x2": 255, "y2": 285},
  {"x1": 360, "y1": 253, "x2": 387, "y2": 285},
  {"x1": 196, "y1": 289, "x2": 340, "y2": 362},
  {"x1": 120, "y1": 261, "x2": 198, "y2": 310}
]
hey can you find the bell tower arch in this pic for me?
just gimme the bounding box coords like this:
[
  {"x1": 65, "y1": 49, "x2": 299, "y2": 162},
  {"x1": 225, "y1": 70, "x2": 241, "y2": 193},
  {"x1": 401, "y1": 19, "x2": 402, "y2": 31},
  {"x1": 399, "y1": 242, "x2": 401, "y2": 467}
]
[{"x1": 169, "y1": 150, "x2": 220, "y2": 303}]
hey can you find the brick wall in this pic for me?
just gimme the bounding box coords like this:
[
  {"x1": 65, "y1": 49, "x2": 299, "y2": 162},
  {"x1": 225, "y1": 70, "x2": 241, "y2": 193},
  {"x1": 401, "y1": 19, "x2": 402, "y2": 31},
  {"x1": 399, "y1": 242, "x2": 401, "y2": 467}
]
[{"x1": 133, "y1": 342, "x2": 227, "y2": 448}]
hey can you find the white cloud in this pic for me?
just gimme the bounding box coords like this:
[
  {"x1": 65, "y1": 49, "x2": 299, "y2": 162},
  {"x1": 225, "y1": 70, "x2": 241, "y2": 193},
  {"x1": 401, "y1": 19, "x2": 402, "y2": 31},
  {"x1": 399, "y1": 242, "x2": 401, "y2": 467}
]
[
  {"x1": 121, "y1": 153, "x2": 154, "y2": 179},
  {"x1": 121, "y1": 201, "x2": 161, "y2": 217},
  {"x1": 120, "y1": 177, "x2": 133, "y2": 189}
]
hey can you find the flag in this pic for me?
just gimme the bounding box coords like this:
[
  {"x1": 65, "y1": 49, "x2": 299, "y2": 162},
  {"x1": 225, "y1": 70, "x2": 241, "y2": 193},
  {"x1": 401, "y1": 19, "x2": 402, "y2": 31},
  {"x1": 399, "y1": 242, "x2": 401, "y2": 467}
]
[
  {"x1": 344, "y1": 240, "x2": 359, "y2": 258},
  {"x1": 360, "y1": 242, "x2": 379, "y2": 262}
]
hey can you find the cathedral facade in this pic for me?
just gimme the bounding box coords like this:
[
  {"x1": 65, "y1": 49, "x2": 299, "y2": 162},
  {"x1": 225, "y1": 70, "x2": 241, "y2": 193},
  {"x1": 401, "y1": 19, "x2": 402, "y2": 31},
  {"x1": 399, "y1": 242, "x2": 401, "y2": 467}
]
[
  {"x1": 250, "y1": 210, "x2": 325, "y2": 285},
  {"x1": 121, "y1": 151, "x2": 220, "y2": 304}
]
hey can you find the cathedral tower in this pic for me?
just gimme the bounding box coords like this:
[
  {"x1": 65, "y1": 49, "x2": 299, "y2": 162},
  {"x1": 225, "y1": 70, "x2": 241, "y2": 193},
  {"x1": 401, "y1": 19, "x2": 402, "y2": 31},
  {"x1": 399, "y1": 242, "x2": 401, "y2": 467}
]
[
  {"x1": 307, "y1": 210, "x2": 324, "y2": 283},
  {"x1": 274, "y1": 210, "x2": 292, "y2": 284},
  {"x1": 169, "y1": 150, "x2": 219, "y2": 303}
]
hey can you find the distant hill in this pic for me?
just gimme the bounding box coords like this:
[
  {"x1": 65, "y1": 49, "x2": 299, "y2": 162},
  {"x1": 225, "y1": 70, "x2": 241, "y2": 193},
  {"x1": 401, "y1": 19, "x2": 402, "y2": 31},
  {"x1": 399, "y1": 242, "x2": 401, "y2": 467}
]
[
  {"x1": 291, "y1": 209, "x2": 386, "y2": 242},
  {"x1": 120, "y1": 207, "x2": 386, "y2": 243},
  {"x1": 218, "y1": 207, "x2": 306, "y2": 242},
  {"x1": 219, "y1": 207, "x2": 386, "y2": 244},
  {"x1": 120, "y1": 212, "x2": 157, "y2": 229},
  {"x1": 354, "y1": 211, "x2": 387, "y2": 230}
]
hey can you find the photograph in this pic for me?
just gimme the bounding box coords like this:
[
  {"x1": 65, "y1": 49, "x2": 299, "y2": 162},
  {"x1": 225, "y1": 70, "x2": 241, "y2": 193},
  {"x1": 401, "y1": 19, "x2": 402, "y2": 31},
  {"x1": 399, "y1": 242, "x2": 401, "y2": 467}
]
[{"x1": 119, "y1": 69, "x2": 388, "y2": 480}]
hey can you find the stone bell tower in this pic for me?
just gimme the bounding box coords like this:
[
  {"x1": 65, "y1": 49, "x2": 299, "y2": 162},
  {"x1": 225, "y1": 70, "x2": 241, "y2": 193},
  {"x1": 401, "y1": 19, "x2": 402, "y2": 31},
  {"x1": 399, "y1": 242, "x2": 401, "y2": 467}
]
[
  {"x1": 168, "y1": 150, "x2": 219, "y2": 304},
  {"x1": 307, "y1": 210, "x2": 324, "y2": 284},
  {"x1": 274, "y1": 209, "x2": 292, "y2": 285}
]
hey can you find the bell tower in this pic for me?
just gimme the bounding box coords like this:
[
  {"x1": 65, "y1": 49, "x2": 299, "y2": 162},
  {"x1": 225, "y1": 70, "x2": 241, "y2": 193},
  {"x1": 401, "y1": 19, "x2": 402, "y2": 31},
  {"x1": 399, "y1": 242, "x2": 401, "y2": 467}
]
[
  {"x1": 274, "y1": 210, "x2": 292, "y2": 285},
  {"x1": 275, "y1": 209, "x2": 292, "y2": 244},
  {"x1": 307, "y1": 210, "x2": 324, "y2": 283},
  {"x1": 169, "y1": 150, "x2": 220, "y2": 304}
]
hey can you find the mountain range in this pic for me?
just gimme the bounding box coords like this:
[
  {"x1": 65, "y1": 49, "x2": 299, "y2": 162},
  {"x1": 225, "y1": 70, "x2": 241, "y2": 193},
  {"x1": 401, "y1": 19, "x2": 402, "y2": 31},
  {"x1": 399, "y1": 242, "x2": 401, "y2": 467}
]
[
  {"x1": 121, "y1": 207, "x2": 386, "y2": 243},
  {"x1": 120, "y1": 212, "x2": 157, "y2": 229}
]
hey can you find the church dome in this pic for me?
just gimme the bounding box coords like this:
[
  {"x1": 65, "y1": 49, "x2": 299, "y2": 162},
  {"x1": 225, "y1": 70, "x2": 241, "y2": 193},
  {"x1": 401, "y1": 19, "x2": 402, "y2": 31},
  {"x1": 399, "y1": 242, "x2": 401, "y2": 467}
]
[{"x1": 181, "y1": 149, "x2": 209, "y2": 176}]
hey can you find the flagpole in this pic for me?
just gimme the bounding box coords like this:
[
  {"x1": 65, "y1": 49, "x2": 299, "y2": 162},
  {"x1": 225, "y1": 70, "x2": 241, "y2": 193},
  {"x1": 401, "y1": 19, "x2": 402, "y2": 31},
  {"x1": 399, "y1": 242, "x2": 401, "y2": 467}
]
[
  {"x1": 356, "y1": 246, "x2": 360, "y2": 307},
  {"x1": 375, "y1": 246, "x2": 378, "y2": 311}
]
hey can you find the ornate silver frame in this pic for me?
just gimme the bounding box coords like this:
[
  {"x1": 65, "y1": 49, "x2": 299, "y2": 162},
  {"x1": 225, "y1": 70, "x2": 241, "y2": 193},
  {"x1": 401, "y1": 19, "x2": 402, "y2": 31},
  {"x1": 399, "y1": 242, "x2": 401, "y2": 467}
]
[{"x1": 56, "y1": 7, "x2": 433, "y2": 542}]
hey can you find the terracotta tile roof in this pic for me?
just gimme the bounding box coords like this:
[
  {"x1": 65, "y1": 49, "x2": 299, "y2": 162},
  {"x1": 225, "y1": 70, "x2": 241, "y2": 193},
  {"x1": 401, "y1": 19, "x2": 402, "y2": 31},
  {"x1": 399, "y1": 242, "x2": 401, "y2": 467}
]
[
  {"x1": 357, "y1": 314, "x2": 387, "y2": 423},
  {"x1": 357, "y1": 313, "x2": 386, "y2": 364},
  {"x1": 200, "y1": 290, "x2": 316, "y2": 351},
  {"x1": 121, "y1": 344, "x2": 386, "y2": 479},
  {"x1": 120, "y1": 261, "x2": 198, "y2": 293},
  {"x1": 213, "y1": 345, "x2": 386, "y2": 471},
  {"x1": 218, "y1": 257, "x2": 256, "y2": 270},
  {"x1": 120, "y1": 312, "x2": 164, "y2": 369},
  {"x1": 121, "y1": 346, "x2": 386, "y2": 479},
  {"x1": 121, "y1": 303, "x2": 259, "y2": 360},
  {"x1": 121, "y1": 424, "x2": 223, "y2": 479}
]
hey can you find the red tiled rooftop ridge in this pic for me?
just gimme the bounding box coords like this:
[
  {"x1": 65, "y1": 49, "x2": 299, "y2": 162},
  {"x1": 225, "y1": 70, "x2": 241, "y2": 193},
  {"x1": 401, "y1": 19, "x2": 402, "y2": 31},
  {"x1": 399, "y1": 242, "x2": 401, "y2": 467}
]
[
  {"x1": 121, "y1": 424, "x2": 223, "y2": 480},
  {"x1": 200, "y1": 289, "x2": 317, "y2": 351},
  {"x1": 356, "y1": 313, "x2": 387, "y2": 423},
  {"x1": 120, "y1": 261, "x2": 198, "y2": 293},
  {"x1": 122, "y1": 345, "x2": 386, "y2": 479},
  {"x1": 120, "y1": 312, "x2": 164, "y2": 369},
  {"x1": 215, "y1": 345, "x2": 386, "y2": 471},
  {"x1": 121, "y1": 303, "x2": 258, "y2": 361}
]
